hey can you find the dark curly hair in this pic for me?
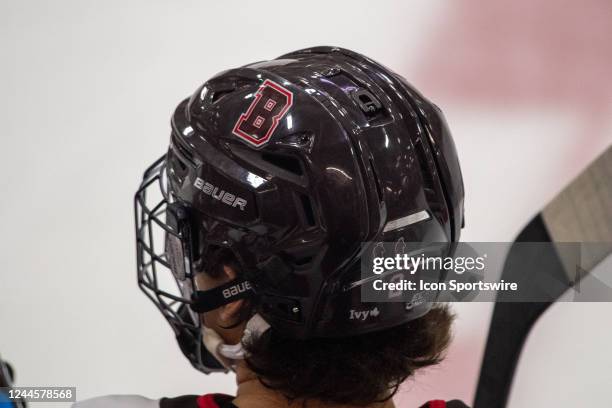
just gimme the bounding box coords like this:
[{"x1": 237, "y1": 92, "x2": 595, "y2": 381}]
[
  {"x1": 205, "y1": 248, "x2": 454, "y2": 406},
  {"x1": 244, "y1": 306, "x2": 454, "y2": 406}
]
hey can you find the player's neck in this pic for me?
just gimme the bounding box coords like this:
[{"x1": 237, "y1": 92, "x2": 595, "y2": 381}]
[{"x1": 234, "y1": 363, "x2": 395, "y2": 408}]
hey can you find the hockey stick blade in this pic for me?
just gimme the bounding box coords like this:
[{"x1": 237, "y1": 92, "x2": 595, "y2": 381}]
[{"x1": 474, "y1": 145, "x2": 612, "y2": 408}]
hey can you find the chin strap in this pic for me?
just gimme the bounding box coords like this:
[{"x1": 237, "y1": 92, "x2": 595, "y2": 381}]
[{"x1": 190, "y1": 277, "x2": 254, "y2": 313}]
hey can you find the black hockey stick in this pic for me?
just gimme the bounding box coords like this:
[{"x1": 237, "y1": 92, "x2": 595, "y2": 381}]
[{"x1": 474, "y1": 145, "x2": 612, "y2": 408}]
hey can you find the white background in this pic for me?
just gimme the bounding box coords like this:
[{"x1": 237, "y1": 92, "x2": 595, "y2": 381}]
[{"x1": 1, "y1": 1, "x2": 611, "y2": 407}]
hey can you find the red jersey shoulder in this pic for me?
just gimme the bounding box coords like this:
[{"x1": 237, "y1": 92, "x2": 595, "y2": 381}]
[
  {"x1": 420, "y1": 400, "x2": 470, "y2": 408},
  {"x1": 197, "y1": 394, "x2": 236, "y2": 408},
  {"x1": 160, "y1": 394, "x2": 236, "y2": 408}
]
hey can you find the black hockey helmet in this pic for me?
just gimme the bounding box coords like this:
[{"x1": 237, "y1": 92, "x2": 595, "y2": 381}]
[{"x1": 135, "y1": 46, "x2": 464, "y2": 373}]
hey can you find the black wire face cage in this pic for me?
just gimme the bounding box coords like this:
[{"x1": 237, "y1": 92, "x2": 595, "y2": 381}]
[{"x1": 134, "y1": 156, "x2": 227, "y2": 374}]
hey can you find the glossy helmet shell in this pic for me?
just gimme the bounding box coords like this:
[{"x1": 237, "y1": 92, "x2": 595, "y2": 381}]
[{"x1": 165, "y1": 46, "x2": 464, "y2": 338}]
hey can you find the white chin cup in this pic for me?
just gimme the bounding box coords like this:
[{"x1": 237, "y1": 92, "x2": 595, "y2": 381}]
[
  {"x1": 201, "y1": 314, "x2": 271, "y2": 369},
  {"x1": 201, "y1": 325, "x2": 232, "y2": 369}
]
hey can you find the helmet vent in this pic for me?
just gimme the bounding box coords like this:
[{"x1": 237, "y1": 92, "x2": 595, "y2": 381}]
[
  {"x1": 211, "y1": 89, "x2": 235, "y2": 104},
  {"x1": 298, "y1": 193, "x2": 316, "y2": 227},
  {"x1": 261, "y1": 153, "x2": 303, "y2": 176},
  {"x1": 274, "y1": 132, "x2": 315, "y2": 152},
  {"x1": 352, "y1": 89, "x2": 382, "y2": 117},
  {"x1": 292, "y1": 255, "x2": 313, "y2": 266},
  {"x1": 172, "y1": 134, "x2": 196, "y2": 167},
  {"x1": 369, "y1": 158, "x2": 384, "y2": 203}
]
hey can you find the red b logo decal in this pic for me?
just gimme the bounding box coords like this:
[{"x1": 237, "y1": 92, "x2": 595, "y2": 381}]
[{"x1": 232, "y1": 79, "x2": 293, "y2": 147}]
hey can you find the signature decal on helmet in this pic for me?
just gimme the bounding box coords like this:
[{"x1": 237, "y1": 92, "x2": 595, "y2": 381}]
[
  {"x1": 194, "y1": 177, "x2": 247, "y2": 211},
  {"x1": 232, "y1": 79, "x2": 293, "y2": 147}
]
